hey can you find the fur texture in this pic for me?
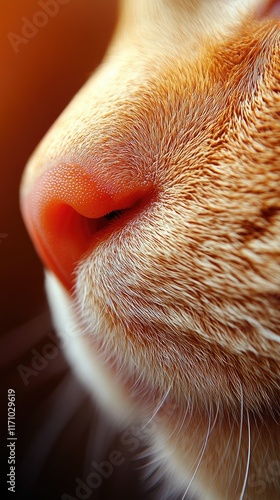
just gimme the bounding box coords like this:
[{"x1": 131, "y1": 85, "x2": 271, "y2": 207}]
[{"x1": 21, "y1": 1, "x2": 280, "y2": 498}]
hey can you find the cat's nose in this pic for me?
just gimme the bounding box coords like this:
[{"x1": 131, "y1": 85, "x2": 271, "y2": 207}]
[{"x1": 21, "y1": 162, "x2": 152, "y2": 290}]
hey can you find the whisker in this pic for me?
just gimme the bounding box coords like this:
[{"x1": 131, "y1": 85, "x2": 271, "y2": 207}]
[
  {"x1": 230, "y1": 380, "x2": 244, "y2": 489},
  {"x1": 239, "y1": 410, "x2": 251, "y2": 500},
  {"x1": 140, "y1": 384, "x2": 172, "y2": 431},
  {"x1": 176, "y1": 398, "x2": 192, "y2": 436},
  {"x1": 212, "y1": 420, "x2": 235, "y2": 485},
  {"x1": 209, "y1": 400, "x2": 220, "y2": 433},
  {"x1": 181, "y1": 407, "x2": 212, "y2": 499}
]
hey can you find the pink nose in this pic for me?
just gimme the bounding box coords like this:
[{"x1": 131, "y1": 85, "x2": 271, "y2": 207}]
[{"x1": 21, "y1": 162, "x2": 153, "y2": 290}]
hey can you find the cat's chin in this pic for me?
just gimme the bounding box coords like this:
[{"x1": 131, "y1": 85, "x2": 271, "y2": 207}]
[
  {"x1": 45, "y1": 270, "x2": 139, "y2": 422},
  {"x1": 45, "y1": 270, "x2": 176, "y2": 426},
  {"x1": 44, "y1": 273, "x2": 280, "y2": 500}
]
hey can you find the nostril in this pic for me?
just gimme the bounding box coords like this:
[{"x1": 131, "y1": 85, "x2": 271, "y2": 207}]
[
  {"x1": 21, "y1": 163, "x2": 153, "y2": 291},
  {"x1": 31, "y1": 204, "x2": 129, "y2": 289},
  {"x1": 104, "y1": 209, "x2": 125, "y2": 222}
]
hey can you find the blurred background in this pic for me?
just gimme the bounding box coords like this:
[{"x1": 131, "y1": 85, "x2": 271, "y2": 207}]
[
  {"x1": 1, "y1": 0, "x2": 118, "y2": 334},
  {"x1": 0, "y1": 2, "x2": 164, "y2": 498}
]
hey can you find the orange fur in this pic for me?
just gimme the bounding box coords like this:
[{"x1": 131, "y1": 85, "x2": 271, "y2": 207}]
[{"x1": 21, "y1": 1, "x2": 280, "y2": 498}]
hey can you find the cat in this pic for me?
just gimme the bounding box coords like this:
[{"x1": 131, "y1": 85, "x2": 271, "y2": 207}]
[{"x1": 20, "y1": 0, "x2": 280, "y2": 498}]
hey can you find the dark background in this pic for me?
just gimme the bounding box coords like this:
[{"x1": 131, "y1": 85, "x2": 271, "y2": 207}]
[{"x1": 0, "y1": 2, "x2": 164, "y2": 498}]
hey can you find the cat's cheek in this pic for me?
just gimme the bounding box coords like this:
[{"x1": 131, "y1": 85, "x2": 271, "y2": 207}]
[{"x1": 45, "y1": 271, "x2": 136, "y2": 421}]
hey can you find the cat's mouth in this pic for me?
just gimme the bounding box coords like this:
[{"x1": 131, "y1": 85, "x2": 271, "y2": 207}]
[{"x1": 21, "y1": 162, "x2": 154, "y2": 291}]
